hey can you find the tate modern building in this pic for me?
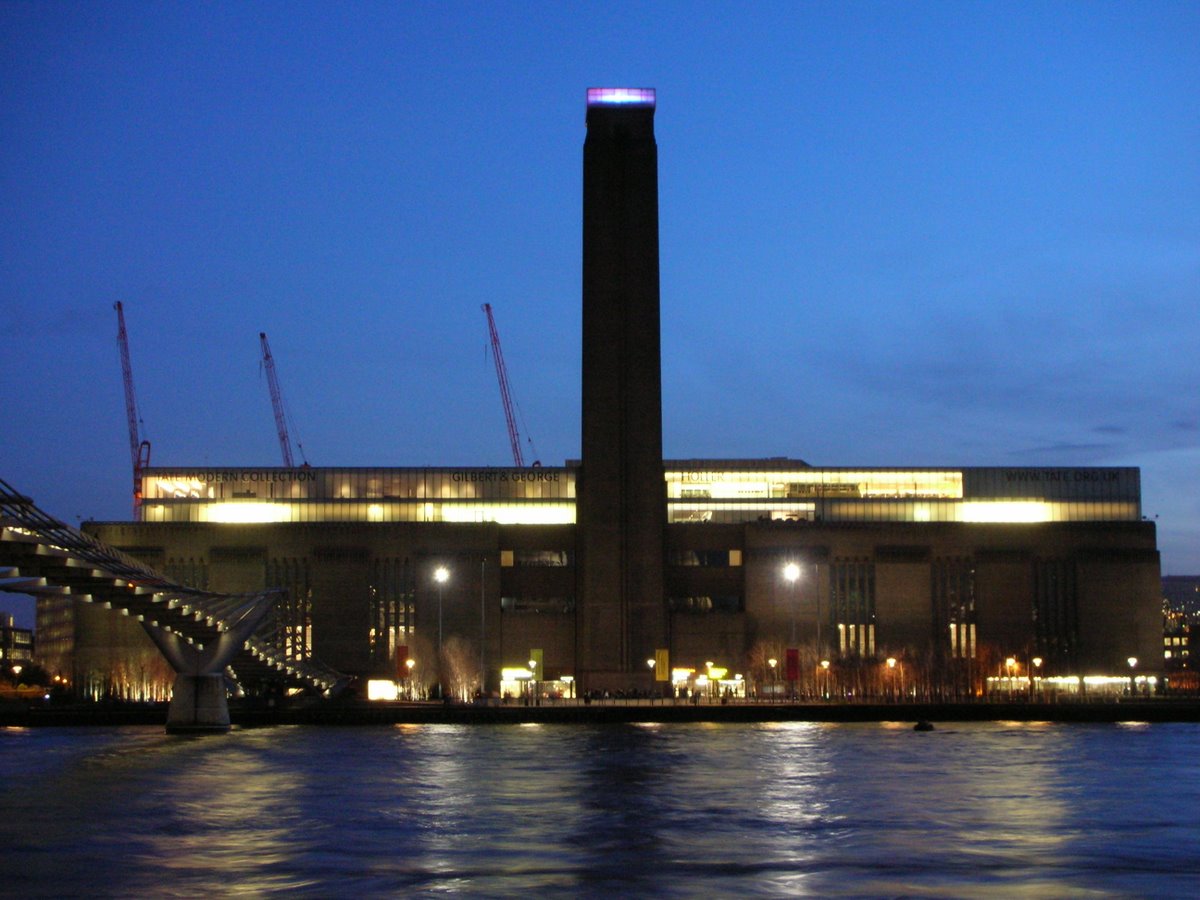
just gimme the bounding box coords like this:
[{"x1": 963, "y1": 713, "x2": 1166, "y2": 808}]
[{"x1": 60, "y1": 90, "x2": 1159, "y2": 701}]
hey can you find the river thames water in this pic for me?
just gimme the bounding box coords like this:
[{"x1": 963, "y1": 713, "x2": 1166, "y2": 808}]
[{"x1": 2, "y1": 720, "x2": 1199, "y2": 897}]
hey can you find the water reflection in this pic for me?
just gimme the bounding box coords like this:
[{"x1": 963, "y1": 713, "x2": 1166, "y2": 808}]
[{"x1": 2, "y1": 722, "x2": 1200, "y2": 896}]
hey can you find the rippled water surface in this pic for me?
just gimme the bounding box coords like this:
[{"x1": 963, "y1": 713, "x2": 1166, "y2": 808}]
[{"x1": 3, "y1": 720, "x2": 1199, "y2": 897}]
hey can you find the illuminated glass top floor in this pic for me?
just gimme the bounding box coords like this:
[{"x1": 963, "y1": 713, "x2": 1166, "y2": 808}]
[{"x1": 587, "y1": 87, "x2": 656, "y2": 107}]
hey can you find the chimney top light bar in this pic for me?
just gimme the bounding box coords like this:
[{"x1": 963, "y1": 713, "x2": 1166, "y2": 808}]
[{"x1": 587, "y1": 87, "x2": 656, "y2": 107}]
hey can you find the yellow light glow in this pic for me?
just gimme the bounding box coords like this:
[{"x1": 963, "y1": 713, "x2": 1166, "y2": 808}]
[
  {"x1": 202, "y1": 502, "x2": 291, "y2": 524},
  {"x1": 368, "y1": 504, "x2": 384, "y2": 522},
  {"x1": 959, "y1": 501, "x2": 1052, "y2": 523},
  {"x1": 663, "y1": 469, "x2": 964, "y2": 500},
  {"x1": 155, "y1": 478, "x2": 204, "y2": 499},
  {"x1": 366, "y1": 679, "x2": 399, "y2": 701},
  {"x1": 439, "y1": 503, "x2": 575, "y2": 525}
]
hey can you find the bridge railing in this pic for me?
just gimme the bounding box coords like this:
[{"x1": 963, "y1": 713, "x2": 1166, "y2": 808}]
[{"x1": 0, "y1": 477, "x2": 342, "y2": 693}]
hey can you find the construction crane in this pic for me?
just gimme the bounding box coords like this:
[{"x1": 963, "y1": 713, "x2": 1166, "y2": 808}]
[
  {"x1": 482, "y1": 303, "x2": 538, "y2": 467},
  {"x1": 113, "y1": 301, "x2": 151, "y2": 517},
  {"x1": 259, "y1": 332, "x2": 307, "y2": 468}
]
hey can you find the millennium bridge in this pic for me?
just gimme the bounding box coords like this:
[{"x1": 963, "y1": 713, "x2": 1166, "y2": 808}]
[{"x1": 0, "y1": 478, "x2": 344, "y2": 732}]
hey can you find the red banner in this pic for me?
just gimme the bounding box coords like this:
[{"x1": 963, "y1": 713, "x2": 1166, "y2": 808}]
[{"x1": 785, "y1": 647, "x2": 799, "y2": 682}]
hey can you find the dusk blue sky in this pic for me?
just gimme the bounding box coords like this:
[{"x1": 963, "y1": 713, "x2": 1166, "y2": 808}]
[{"x1": 2, "y1": 3, "x2": 1197, "y2": 627}]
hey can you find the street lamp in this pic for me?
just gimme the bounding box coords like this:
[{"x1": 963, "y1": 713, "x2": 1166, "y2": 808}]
[
  {"x1": 528, "y1": 658, "x2": 538, "y2": 706},
  {"x1": 434, "y1": 565, "x2": 449, "y2": 698},
  {"x1": 768, "y1": 657, "x2": 777, "y2": 702},
  {"x1": 820, "y1": 659, "x2": 831, "y2": 700},
  {"x1": 1032, "y1": 656, "x2": 1043, "y2": 701},
  {"x1": 886, "y1": 657, "x2": 897, "y2": 702},
  {"x1": 480, "y1": 557, "x2": 487, "y2": 698},
  {"x1": 1128, "y1": 656, "x2": 1138, "y2": 697},
  {"x1": 783, "y1": 563, "x2": 800, "y2": 645}
]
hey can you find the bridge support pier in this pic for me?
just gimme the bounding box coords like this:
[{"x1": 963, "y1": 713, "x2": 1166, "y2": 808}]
[
  {"x1": 143, "y1": 593, "x2": 275, "y2": 734},
  {"x1": 166, "y1": 673, "x2": 231, "y2": 734}
]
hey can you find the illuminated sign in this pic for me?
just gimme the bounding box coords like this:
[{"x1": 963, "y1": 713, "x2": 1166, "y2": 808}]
[
  {"x1": 451, "y1": 470, "x2": 561, "y2": 483},
  {"x1": 1001, "y1": 469, "x2": 1123, "y2": 484},
  {"x1": 153, "y1": 470, "x2": 318, "y2": 484}
]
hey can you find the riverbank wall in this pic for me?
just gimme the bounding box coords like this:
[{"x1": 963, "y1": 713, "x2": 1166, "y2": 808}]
[{"x1": 3, "y1": 699, "x2": 1199, "y2": 728}]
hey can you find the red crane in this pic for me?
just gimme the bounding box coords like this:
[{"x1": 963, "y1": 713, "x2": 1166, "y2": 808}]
[
  {"x1": 482, "y1": 303, "x2": 538, "y2": 467},
  {"x1": 113, "y1": 301, "x2": 151, "y2": 517},
  {"x1": 259, "y1": 332, "x2": 306, "y2": 467}
]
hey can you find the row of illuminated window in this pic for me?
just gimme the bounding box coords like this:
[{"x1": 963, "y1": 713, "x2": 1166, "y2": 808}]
[
  {"x1": 140, "y1": 501, "x2": 576, "y2": 525},
  {"x1": 138, "y1": 497, "x2": 1139, "y2": 526},
  {"x1": 665, "y1": 468, "x2": 1139, "y2": 503},
  {"x1": 666, "y1": 500, "x2": 1141, "y2": 524},
  {"x1": 667, "y1": 549, "x2": 744, "y2": 566},
  {"x1": 500, "y1": 550, "x2": 573, "y2": 567},
  {"x1": 665, "y1": 470, "x2": 965, "y2": 501},
  {"x1": 500, "y1": 596, "x2": 575, "y2": 614},
  {"x1": 144, "y1": 466, "x2": 1136, "y2": 505},
  {"x1": 144, "y1": 468, "x2": 576, "y2": 503},
  {"x1": 962, "y1": 467, "x2": 1140, "y2": 501},
  {"x1": 670, "y1": 595, "x2": 743, "y2": 613}
]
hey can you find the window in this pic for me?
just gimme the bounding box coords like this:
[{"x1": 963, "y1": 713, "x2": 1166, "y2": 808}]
[
  {"x1": 1034, "y1": 559, "x2": 1079, "y2": 668},
  {"x1": 668, "y1": 595, "x2": 742, "y2": 614},
  {"x1": 500, "y1": 596, "x2": 574, "y2": 614},
  {"x1": 667, "y1": 549, "x2": 738, "y2": 566},
  {"x1": 933, "y1": 558, "x2": 975, "y2": 659},
  {"x1": 832, "y1": 560, "x2": 875, "y2": 656},
  {"x1": 514, "y1": 550, "x2": 572, "y2": 567}
]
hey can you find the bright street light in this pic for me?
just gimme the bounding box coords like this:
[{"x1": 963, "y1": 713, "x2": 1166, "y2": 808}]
[
  {"x1": 434, "y1": 566, "x2": 449, "y2": 699},
  {"x1": 782, "y1": 563, "x2": 800, "y2": 645}
]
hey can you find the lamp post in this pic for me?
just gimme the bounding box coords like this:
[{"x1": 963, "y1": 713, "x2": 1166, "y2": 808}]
[
  {"x1": 1032, "y1": 656, "x2": 1043, "y2": 701},
  {"x1": 475, "y1": 561, "x2": 480, "y2": 700},
  {"x1": 405, "y1": 657, "x2": 415, "y2": 700},
  {"x1": 820, "y1": 659, "x2": 831, "y2": 700},
  {"x1": 783, "y1": 563, "x2": 800, "y2": 645},
  {"x1": 528, "y1": 658, "x2": 538, "y2": 706},
  {"x1": 1127, "y1": 656, "x2": 1138, "y2": 698},
  {"x1": 434, "y1": 565, "x2": 449, "y2": 699},
  {"x1": 647, "y1": 658, "x2": 656, "y2": 703},
  {"x1": 768, "y1": 657, "x2": 777, "y2": 702},
  {"x1": 886, "y1": 657, "x2": 897, "y2": 702}
]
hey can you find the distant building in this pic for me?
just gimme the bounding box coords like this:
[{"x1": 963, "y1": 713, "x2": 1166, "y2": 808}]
[
  {"x1": 1163, "y1": 576, "x2": 1199, "y2": 681},
  {"x1": 55, "y1": 89, "x2": 1163, "y2": 700},
  {"x1": 1, "y1": 613, "x2": 34, "y2": 672},
  {"x1": 1163, "y1": 576, "x2": 1200, "y2": 616}
]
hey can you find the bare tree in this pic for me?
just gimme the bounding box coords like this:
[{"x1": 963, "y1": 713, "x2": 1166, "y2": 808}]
[
  {"x1": 441, "y1": 635, "x2": 480, "y2": 701},
  {"x1": 746, "y1": 639, "x2": 786, "y2": 698}
]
